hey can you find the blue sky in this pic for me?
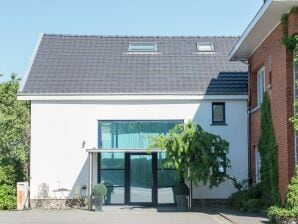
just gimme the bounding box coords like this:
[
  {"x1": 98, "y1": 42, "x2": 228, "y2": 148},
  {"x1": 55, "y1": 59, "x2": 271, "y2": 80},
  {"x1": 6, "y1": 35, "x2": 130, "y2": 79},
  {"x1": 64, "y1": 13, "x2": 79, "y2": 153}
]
[{"x1": 0, "y1": 0, "x2": 262, "y2": 81}]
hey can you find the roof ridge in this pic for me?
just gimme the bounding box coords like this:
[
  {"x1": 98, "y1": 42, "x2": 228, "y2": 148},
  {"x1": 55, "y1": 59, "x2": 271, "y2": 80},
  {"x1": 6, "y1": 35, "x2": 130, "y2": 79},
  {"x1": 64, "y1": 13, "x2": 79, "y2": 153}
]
[{"x1": 43, "y1": 33, "x2": 241, "y2": 38}]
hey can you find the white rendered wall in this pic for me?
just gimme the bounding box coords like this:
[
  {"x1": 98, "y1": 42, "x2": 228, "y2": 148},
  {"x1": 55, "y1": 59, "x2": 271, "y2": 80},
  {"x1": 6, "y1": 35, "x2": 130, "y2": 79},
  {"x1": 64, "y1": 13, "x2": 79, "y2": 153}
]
[{"x1": 30, "y1": 99, "x2": 248, "y2": 199}]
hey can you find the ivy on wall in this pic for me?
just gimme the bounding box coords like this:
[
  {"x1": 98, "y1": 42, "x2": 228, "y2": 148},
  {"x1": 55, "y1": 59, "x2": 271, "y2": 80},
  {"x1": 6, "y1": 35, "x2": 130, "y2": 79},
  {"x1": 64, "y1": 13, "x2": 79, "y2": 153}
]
[
  {"x1": 259, "y1": 93, "x2": 280, "y2": 206},
  {"x1": 281, "y1": 6, "x2": 298, "y2": 51}
]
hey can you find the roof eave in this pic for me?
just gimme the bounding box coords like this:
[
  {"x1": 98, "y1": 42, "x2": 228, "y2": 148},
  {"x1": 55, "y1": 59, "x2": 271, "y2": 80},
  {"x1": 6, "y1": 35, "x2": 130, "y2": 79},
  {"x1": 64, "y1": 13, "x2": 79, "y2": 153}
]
[
  {"x1": 229, "y1": 0, "x2": 298, "y2": 61},
  {"x1": 17, "y1": 93, "x2": 248, "y2": 101},
  {"x1": 19, "y1": 33, "x2": 44, "y2": 92}
]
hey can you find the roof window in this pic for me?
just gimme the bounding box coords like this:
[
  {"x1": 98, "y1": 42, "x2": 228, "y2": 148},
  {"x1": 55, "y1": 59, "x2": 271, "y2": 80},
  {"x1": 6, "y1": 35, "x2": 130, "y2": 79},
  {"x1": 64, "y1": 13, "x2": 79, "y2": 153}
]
[
  {"x1": 128, "y1": 42, "x2": 157, "y2": 52},
  {"x1": 197, "y1": 42, "x2": 215, "y2": 52}
]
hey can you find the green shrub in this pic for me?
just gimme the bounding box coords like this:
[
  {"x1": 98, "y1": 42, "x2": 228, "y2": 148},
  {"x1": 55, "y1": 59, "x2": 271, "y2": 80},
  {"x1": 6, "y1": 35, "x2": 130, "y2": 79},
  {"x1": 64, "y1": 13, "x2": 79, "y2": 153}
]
[
  {"x1": 267, "y1": 167, "x2": 298, "y2": 222},
  {"x1": 244, "y1": 199, "x2": 264, "y2": 213},
  {"x1": 268, "y1": 206, "x2": 298, "y2": 221},
  {"x1": 230, "y1": 190, "x2": 249, "y2": 210},
  {"x1": 285, "y1": 167, "x2": 298, "y2": 209},
  {"x1": 230, "y1": 184, "x2": 263, "y2": 212},
  {"x1": 0, "y1": 184, "x2": 16, "y2": 210},
  {"x1": 92, "y1": 183, "x2": 107, "y2": 197}
]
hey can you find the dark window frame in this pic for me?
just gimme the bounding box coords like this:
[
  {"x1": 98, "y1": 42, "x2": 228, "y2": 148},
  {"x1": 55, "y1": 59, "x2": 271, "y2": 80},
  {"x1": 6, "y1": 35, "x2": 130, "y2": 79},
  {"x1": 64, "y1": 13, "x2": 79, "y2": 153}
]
[{"x1": 211, "y1": 102, "x2": 226, "y2": 125}]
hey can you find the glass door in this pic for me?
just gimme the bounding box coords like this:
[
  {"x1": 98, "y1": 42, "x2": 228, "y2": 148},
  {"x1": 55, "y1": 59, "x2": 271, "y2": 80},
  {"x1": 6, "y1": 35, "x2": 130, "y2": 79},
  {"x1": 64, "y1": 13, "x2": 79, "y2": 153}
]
[{"x1": 129, "y1": 154, "x2": 153, "y2": 203}]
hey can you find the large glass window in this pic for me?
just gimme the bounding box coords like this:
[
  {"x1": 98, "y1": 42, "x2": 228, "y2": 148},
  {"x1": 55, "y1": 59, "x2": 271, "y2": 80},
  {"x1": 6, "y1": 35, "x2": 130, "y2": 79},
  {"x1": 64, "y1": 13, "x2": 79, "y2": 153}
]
[
  {"x1": 98, "y1": 120, "x2": 182, "y2": 205},
  {"x1": 157, "y1": 152, "x2": 180, "y2": 204},
  {"x1": 99, "y1": 152, "x2": 125, "y2": 204},
  {"x1": 98, "y1": 121, "x2": 181, "y2": 149}
]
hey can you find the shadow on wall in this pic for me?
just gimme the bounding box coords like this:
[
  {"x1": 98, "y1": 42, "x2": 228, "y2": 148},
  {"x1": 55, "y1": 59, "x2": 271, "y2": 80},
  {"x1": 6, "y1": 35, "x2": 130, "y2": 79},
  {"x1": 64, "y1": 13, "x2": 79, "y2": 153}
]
[{"x1": 69, "y1": 158, "x2": 89, "y2": 198}]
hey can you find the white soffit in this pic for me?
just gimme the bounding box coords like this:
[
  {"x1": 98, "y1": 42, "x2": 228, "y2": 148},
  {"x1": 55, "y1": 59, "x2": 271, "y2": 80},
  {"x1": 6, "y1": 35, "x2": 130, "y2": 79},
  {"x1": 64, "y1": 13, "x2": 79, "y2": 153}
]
[{"x1": 230, "y1": 0, "x2": 298, "y2": 61}]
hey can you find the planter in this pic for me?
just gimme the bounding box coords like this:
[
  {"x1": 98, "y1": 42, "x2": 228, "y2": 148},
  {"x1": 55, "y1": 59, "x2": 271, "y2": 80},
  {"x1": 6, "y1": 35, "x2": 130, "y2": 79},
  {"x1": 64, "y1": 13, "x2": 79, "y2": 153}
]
[
  {"x1": 175, "y1": 181, "x2": 189, "y2": 211},
  {"x1": 94, "y1": 196, "x2": 104, "y2": 212},
  {"x1": 176, "y1": 194, "x2": 188, "y2": 211}
]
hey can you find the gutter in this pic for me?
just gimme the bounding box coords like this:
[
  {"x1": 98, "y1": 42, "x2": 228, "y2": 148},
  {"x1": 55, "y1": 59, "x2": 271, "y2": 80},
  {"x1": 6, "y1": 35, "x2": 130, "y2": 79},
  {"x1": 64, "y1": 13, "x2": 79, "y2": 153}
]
[
  {"x1": 229, "y1": 0, "x2": 272, "y2": 61},
  {"x1": 17, "y1": 94, "x2": 249, "y2": 101}
]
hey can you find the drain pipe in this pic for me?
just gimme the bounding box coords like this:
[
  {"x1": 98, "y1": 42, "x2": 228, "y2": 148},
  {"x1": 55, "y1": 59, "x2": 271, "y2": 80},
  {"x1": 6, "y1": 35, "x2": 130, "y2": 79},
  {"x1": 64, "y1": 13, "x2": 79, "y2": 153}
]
[
  {"x1": 87, "y1": 151, "x2": 93, "y2": 211},
  {"x1": 247, "y1": 63, "x2": 252, "y2": 185}
]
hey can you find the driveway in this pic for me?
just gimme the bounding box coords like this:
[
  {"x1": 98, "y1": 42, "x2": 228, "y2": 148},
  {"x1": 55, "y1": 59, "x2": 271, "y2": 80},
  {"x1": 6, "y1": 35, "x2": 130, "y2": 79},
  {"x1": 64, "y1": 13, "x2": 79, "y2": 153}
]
[{"x1": 0, "y1": 207, "x2": 231, "y2": 224}]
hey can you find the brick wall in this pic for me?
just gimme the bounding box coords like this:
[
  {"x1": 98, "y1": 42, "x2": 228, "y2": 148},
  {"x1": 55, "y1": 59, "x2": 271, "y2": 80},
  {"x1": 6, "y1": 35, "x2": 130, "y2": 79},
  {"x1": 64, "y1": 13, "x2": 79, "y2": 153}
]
[
  {"x1": 288, "y1": 12, "x2": 298, "y2": 36},
  {"x1": 248, "y1": 12, "x2": 298, "y2": 202}
]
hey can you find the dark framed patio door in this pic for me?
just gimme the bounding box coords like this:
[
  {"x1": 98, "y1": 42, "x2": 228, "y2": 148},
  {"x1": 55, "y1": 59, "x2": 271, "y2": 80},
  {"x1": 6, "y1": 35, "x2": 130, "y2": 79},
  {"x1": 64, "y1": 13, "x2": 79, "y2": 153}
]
[
  {"x1": 98, "y1": 151, "x2": 178, "y2": 205},
  {"x1": 126, "y1": 153, "x2": 157, "y2": 205}
]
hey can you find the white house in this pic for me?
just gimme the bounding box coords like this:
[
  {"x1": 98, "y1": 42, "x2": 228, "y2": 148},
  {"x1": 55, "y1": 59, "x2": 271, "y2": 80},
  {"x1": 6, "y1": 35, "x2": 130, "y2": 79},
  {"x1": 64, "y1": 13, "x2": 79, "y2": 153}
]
[{"x1": 18, "y1": 34, "x2": 248, "y2": 206}]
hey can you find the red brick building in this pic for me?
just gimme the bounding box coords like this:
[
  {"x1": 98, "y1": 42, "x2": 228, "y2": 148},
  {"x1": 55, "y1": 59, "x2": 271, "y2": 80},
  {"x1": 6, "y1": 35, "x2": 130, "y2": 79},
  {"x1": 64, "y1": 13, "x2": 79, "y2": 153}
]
[{"x1": 230, "y1": 0, "x2": 298, "y2": 202}]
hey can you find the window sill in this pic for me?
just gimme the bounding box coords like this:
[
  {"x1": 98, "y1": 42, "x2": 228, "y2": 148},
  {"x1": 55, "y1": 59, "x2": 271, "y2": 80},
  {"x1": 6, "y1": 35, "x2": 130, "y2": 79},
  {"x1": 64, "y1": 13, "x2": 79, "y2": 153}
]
[
  {"x1": 250, "y1": 106, "x2": 260, "y2": 114},
  {"x1": 210, "y1": 123, "x2": 227, "y2": 126}
]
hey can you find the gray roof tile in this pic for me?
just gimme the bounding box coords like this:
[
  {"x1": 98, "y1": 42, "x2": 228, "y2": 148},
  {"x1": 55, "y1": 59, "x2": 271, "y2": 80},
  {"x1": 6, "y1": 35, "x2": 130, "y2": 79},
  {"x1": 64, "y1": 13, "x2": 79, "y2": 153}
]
[{"x1": 21, "y1": 34, "x2": 248, "y2": 95}]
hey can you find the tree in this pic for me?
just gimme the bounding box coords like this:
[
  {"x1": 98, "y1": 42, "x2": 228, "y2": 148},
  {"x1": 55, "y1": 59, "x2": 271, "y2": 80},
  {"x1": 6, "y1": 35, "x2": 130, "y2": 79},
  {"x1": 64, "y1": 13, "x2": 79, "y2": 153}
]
[
  {"x1": 0, "y1": 74, "x2": 30, "y2": 209},
  {"x1": 149, "y1": 121, "x2": 230, "y2": 188}
]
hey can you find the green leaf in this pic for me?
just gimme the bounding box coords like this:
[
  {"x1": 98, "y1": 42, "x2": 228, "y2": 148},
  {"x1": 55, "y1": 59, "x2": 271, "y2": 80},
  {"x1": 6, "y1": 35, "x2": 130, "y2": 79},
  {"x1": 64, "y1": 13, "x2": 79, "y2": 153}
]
[{"x1": 148, "y1": 121, "x2": 230, "y2": 187}]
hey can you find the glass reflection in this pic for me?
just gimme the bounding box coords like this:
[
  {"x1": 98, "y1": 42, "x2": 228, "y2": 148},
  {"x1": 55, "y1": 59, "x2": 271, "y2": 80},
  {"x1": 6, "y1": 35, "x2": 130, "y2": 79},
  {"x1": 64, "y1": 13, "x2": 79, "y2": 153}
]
[
  {"x1": 101, "y1": 170, "x2": 125, "y2": 187},
  {"x1": 104, "y1": 187, "x2": 124, "y2": 204},
  {"x1": 101, "y1": 152, "x2": 124, "y2": 169},
  {"x1": 158, "y1": 187, "x2": 176, "y2": 204},
  {"x1": 130, "y1": 155, "x2": 152, "y2": 203}
]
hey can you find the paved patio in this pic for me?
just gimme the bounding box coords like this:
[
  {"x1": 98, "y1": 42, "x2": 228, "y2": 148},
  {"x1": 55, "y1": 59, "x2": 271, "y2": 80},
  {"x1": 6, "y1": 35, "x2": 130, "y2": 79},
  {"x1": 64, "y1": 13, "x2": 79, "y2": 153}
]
[
  {"x1": 0, "y1": 206, "x2": 269, "y2": 224},
  {"x1": 211, "y1": 207, "x2": 269, "y2": 224}
]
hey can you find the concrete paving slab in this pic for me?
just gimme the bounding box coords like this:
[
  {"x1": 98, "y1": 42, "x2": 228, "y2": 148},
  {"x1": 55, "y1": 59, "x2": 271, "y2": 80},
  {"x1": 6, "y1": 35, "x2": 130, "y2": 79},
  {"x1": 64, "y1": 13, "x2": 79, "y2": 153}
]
[
  {"x1": 0, "y1": 208, "x2": 231, "y2": 224},
  {"x1": 211, "y1": 207, "x2": 270, "y2": 224}
]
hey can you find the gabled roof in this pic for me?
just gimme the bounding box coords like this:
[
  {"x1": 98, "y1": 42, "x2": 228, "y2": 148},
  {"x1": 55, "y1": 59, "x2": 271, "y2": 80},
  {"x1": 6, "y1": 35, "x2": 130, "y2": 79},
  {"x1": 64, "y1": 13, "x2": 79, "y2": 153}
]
[
  {"x1": 20, "y1": 34, "x2": 247, "y2": 96},
  {"x1": 230, "y1": 0, "x2": 298, "y2": 61}
]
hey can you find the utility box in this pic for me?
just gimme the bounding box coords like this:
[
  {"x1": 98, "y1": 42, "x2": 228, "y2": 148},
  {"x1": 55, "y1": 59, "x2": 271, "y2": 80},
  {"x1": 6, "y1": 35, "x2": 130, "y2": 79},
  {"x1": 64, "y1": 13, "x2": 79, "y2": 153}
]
[{"x1": 17, "y1": 182, "x2": 29, "y2": 210}]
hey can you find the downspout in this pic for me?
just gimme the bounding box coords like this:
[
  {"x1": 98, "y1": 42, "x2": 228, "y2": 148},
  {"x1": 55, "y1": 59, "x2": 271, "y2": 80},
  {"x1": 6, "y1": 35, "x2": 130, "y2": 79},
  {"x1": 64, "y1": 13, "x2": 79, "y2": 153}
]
[
  {"x1": 88, "y1": 152, "x2": 93, "y2": 211},
  {"x1": 241, "y1": 60, "x2": 251, "y2": 185},
  {"x1": 247, "y1": 62, "x2": 252, "y2": 185}
]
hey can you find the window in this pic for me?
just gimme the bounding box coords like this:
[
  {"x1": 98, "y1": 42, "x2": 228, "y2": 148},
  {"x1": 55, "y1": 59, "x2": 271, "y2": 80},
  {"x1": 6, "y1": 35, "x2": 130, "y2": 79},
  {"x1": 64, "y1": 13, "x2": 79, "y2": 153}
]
[
  {"x1": 98, "y1": 120, "x2": 182, "y2": 149},
  {"x1": 157, "y1": 152, "x2": 180, "y2": 204},
  {"x1": 257, "y1": 67, "x2": 265, "y2": 107},
  {"x1": 128, "y1": 42, "x2": 157, "y2": 52},
  {"x1": 212, "y1": 102, "x2": 225, "y2": 124},
  {"x1": 197, "y1": 42, "x2": 215, "y2": 52},
  {"x1": 99, "y1": 152, "x2": 125, "y2": 204},
  {"x1": 255, "y1": 146, "x2": 261, "y2": 183}
]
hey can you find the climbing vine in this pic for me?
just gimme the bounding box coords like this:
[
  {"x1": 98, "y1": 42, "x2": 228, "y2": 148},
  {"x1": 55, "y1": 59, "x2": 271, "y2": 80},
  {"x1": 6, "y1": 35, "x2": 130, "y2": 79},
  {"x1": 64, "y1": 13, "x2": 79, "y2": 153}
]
[
  {"x1": 283, "y1": 7, "x2": 298, "y2": 134},
  {"x1": 281, "y1": 6, "x2": 298, "y2": 51},
  {"x1": 259, "y1": 93, "x2": 280, "y2": 207}
]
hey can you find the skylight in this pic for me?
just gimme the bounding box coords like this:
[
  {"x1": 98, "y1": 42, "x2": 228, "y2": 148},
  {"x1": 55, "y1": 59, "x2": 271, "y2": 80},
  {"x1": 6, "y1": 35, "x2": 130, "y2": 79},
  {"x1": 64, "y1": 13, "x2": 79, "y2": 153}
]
[
  {"x1": 197, "y1": 42, "x2": 215, "y2": 52},
  {"x1": 128, "y1": 42, "x2": 157, "y2": 52}
]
